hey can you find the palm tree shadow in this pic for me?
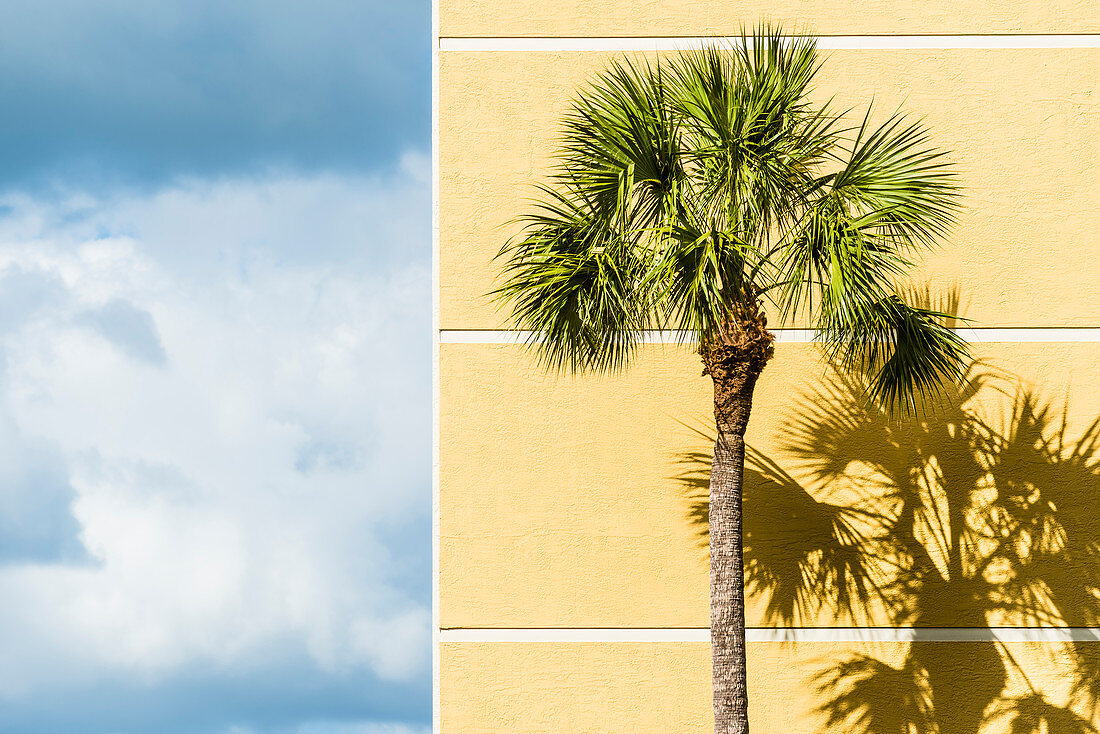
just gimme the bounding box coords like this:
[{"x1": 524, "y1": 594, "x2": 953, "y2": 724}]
[{"x1": 678, "y1": 363, "x2": 1100, "y2": 733}]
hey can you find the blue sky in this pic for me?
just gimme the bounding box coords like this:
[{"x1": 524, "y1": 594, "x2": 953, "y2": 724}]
[{"x1": 0, "y1": 2, "x2": 430, "y2": 733}]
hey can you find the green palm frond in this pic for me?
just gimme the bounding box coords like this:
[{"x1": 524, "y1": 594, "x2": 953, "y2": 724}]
[
  {"x1": 777, "y1": 193, "x2": 908, "y2": 320},
  {"x1": 492, "y1": 184, "x2": 655, "y2": 371},
  {"x1": 646, "y1": 212, "x2": 763, "y2": 336},
  {"x1": 494, "y1": 25, "x2": 968, "y2": 410},
  {"x1": 775, "y1": 103, "x2": 966, "y2": 411},
  {"x1": 832, "y1": 109, "x2": 961, "y2": 249},
  {"x1": 668, "y1": 31, "x2": 834, "y2": 238},
  {"x1": 817, "y1": 294, "x2": 969, "y2": 413},
  {"x1": 557, "y1": 57, "x2": 685, "y2": 229}
]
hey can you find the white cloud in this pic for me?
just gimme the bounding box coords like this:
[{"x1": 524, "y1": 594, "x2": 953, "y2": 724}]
[
  {"x1": 0, "y1": 162, "x2": 430, "y2": 701},
  {"x1": 293, "y1": 723, "x2": 432, "y2": 734}
]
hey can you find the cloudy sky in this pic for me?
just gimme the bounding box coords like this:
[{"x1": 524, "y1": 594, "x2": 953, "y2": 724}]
[{"x1": 0, "y1": 2, "x2": 430, "y2": 733}]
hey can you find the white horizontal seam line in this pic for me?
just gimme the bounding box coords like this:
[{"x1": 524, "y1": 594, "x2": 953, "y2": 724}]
[
  {"x1": 440, "y1": 35, "x2": 1100, "y2": 52},
  {"x1": 440, "y1": 328, "x2": 1100, "y2": 344},
  {"x1": 440, "y1": 627, "x2": 1100, "y2": 643}
]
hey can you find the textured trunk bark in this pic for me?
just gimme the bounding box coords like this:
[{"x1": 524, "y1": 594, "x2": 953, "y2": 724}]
[
  {"x1": 709, "y1": 417, "x2": 751, "y2": 734},
  {"x1": 701, "y1": 313, "x2": 774, "y2": 734}
]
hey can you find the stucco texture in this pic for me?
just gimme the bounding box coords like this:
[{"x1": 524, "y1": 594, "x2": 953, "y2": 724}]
[
  {"x1": 441, "y1": 641, "x2": 1098, "y2": 733},
  {"x1": 440, "y1": 341, "x2": 1100, "y2": 629},
  {"x1": 439, "y1": 49, "x2": 1100, "y2": 330},
  {"x1": 440, "y1": 1, "x2": 1100, "y2": 37},
  {"x1": 436, "y1": 13, "x2": 1100, "y2": 733}
]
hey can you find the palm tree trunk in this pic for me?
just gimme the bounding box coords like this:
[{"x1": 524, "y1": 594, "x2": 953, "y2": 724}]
[
  {"x1": 701, "y1": 318, "x2": 774, "y2": 734},
  {"x1": 710, "y1": 419, "x2": 752, "y2": 734}
]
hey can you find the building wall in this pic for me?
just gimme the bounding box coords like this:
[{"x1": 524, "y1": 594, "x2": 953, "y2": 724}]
[{"x1": 435, "y1": 4, "x2": 1100, "y2": 731}]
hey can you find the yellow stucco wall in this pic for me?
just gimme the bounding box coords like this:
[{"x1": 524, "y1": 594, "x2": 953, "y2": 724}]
[
  {"x1": 440, "y1": 341, "x2": 1100, "y2": 629},
  {"x1": 440, "y1": 49, "x2": 1100, "y2": 330},
  {"x1": 439, "y1": 1, "x2": 1100, "y2": 37},
  {"x1": 436, "y1": 4, "x2": 1100, "y2": 731},
  {"x1": 441, "y1": 642, "x2": 1092, "y2": 733}
]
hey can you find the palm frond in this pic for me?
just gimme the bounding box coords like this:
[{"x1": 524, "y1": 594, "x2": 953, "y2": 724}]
[
  {"x1": 558, "y1": 56, "x2": 684, "y2": 231},
  {"x1": 776, "y1": 191, "x2": 907, "y2": 320},
  {"x1": 818, "y1": 294, "x2": 970, "y2": 413},
  {"x1": 669, "y1": 31, "x2": 837, "y2": 239},
  {"x1": 493, "y1": 25, "x2": 966, "y2": 398},
  {"x1": 832, "y1": 109, "x2": 961, "y2": 250},
  {"x1": 646, "y1": 210, "x2": 764, "y2": 336},
  {"x1": 492, "y1": 185, "x2": 655, "y2": 371}
]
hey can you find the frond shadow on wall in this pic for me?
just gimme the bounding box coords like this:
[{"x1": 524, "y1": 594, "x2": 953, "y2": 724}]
[{"x1": 678, "y1": 363, "x2": 1100, "y2": 733}]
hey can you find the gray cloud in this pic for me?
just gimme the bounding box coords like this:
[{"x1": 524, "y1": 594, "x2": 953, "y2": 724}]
[
  {"x1": 0, "y1": 424, "x2": 84, "y2": 564},
  {"x1": 0, "y1": 268, "x2": 70, "y2": 333},
  {"x1": 0, "y1": 660, "x2": 429, "y2": 733},
  {"x1": 0, "y1": 0, "x2": 428, "y2": 189},
  {"x1": 79, "y1": 299, "x2": 167, "y2": 365}
]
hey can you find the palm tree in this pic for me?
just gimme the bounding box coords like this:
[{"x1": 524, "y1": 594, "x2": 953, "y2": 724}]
[{"x1": 492, "y1": 27, "x2": 968, "y2": 734}]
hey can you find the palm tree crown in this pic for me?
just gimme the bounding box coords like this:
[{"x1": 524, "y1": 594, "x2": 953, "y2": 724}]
[{"x1": 495, "y1": 28, "x2": 968, "y2": 411}]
